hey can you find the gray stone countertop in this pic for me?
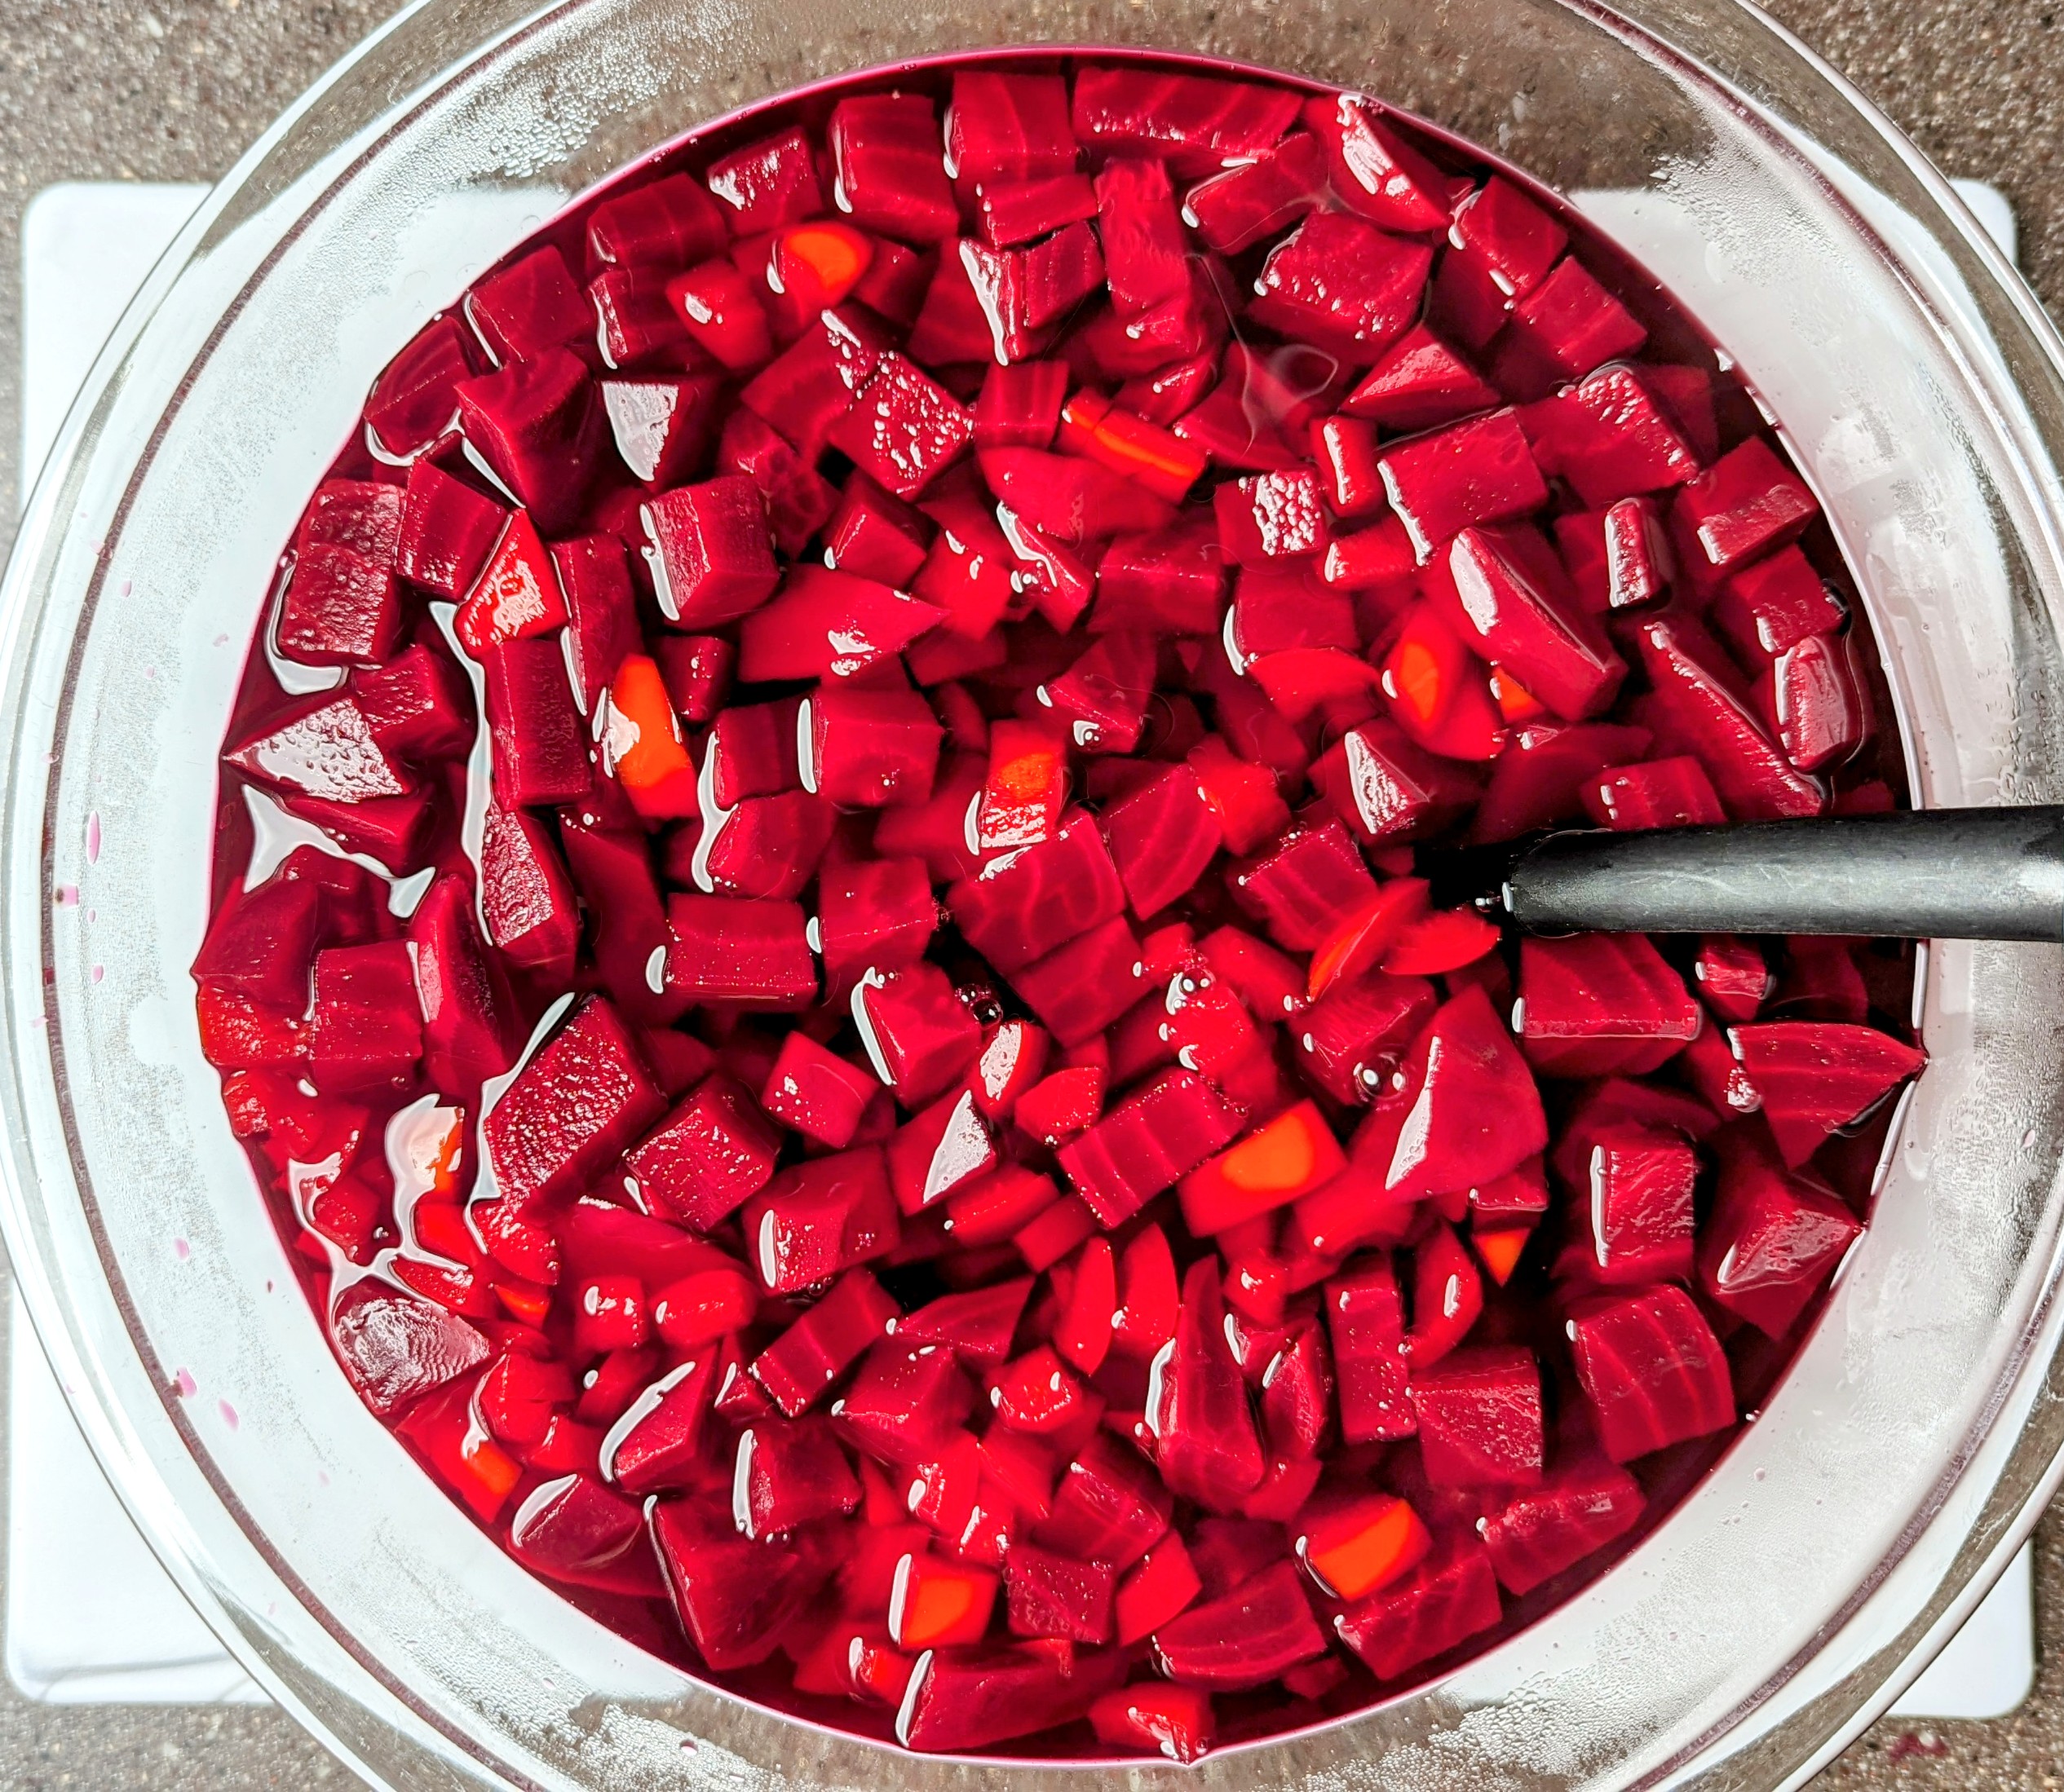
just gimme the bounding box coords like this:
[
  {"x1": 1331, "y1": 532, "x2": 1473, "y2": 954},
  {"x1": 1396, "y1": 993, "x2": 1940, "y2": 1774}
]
[{"x1": 0, "y1": 0, "x2": 2059, "y2": 1784}]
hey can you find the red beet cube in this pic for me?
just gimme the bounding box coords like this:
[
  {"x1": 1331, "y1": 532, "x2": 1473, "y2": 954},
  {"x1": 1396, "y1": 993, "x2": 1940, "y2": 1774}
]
[
  {"x1": 396, "y1": 458, "x2": 507, "y2": 601},
  {"x1": 1377, "y1": 410, "x2": 1549, "y2": 563},
  {"x1": 948, "y1": 809, "x2": 1125, "y2": 973},
  {"x1": 1150, "y1": 1559, "x2": 1327, "y2": 1688},
  {"x1": 1729, "y1": 1019, "x2": 1924, "y2": 1167},
  {"x1": 1249, "y1": 213, "x2": 1433, "y2": 363},
  {"x1": 1184, "y1": 130, "x2": 1325, "y2": 254},
  {"x1": 1094, "y1": 157, "x2": 1189, "y2": 313},
  {"x1": 479, "y1": 804, "x2": 580, "y2": 979},
  {"x1": 826, "y1": 353, "x2": 975, "y2": 499},
  {"x1": 1569, "y1": 1123, "x2": 1698, "y2": 1286},
  {"x1": 1228, "y1": 820, "x2": 1379, "y2": 952},
  {"x1": 621, "y1": 1075, "x2": 783, "y2": 1231},
  {"x1": 364, "y1": 314, "x2": 475, "y2": 459},
  {"x1": 453, "y1": 346, "x2": 604, "y2": 536},
  {"x1": 1408, "y1": 1344, "x2": 1544, "y2": 1487},
  {"x1": 705, "y1": 125, "x2": 825, "y2": 234},
  {"x1": 1581, "y1": 755, "x2": 1726, "y2": 831},
  {"x1": 466, "y1": 245, "x2": 591, "y2": 364},
  {"x1": 309, "y1": 941, "x2": 422, "y2": 1096},
  {"x1": 1345, "y1": 322, "x2": 1502, "y2": 433},
  {"x1": 1072, "y1": 65, "x2": 1300, "y2": 176},
  {"x1": 664, "y1": 894, "x2": 816, "y2": 1009},
  {"x1": 652, "y1": 1501, "x2": 838, "y2": 1670},
  {"x1": 278, "y1": 543, "x2": 402, "y2": 667},
  {"x1": 749, "y1": 1265, "x2": 900, "y2": 1410},
  {"x1": 587, "y1": 171, "x2": 727, "y2": 269},
  {"x1": 1672, "y1": 435, "x2": 1819, "y2": 582},
  {"x1": 886, "y1": 1088, "x2": 997, "y2": 1214},
  {"x1": 807, "y1": 686, "x2": 943, "y2": 809},
  {"x1": 1007, "y1": 1543, "x2": 1116, "y2": 1643},
  {"x1": 1712, "y1": 545, "x2": 1845, "y2": 661},
  {"x1": 1058, "y1": 1070, "x2": 1244, "y2": 1227},
  {"x1": 482, "y1": 637, "x2": 590, "y2": 807},
  {"x1": 1566, "y1": 1283, "x2": 1734, "y2": 1462},
  {"x1": 1516, "y1": 932, "x2": 1701, "y2": 1078},
  {"x1": 1697, "y1": 1140, "x2": 1862, "y2": 1336},
  {"x1": 1333, "y1": 1532, "x2": 1504, "y2": 1679},
  {"x1": 1213, "y1": 468, "x2": 1332, "y2": 565},
  {"x1": 484, "y1": 996, "x2": 665, "y2": 1212},
  {"x1": 1102, "y1": 766, "x2": 1222, "y2": 920},
  {"x1": 733, "y1": 1419, "x2": 862, "y2": 1538},
  {"x1": 1010, "y1": 915, "x2": 1146, "y2": 1047},
  {"x1": 641, "y1": 474, "x2": 779, "y2": 628},
  {"x1": 1480, "y1": 1459, "x2": 1646, "y2": 1595},
  {"x1": 829, "y1": 94, "x2": 958, "y2": 242},
  {"x1": 1094, "y1": 518, "x2": 1226, "y2": 635},
  {"x1": 1302, "y1": 90, "x2": 1448, "y2": 231},
  {"x1": 854, "y1": 961, "x2": 982, "y2": 1104},
  {"x1": 760, "y1": 1032, "x2": 879, "y2": 1149}
]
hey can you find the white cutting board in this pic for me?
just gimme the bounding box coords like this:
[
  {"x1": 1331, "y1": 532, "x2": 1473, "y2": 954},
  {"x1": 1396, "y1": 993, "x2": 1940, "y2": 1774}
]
[{"x1": 4, "y1": 179, "x2": 2032, "y2": 1717}]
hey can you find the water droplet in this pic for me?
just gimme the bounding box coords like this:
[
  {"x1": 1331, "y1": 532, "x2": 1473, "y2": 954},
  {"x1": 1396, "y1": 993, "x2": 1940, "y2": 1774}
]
[
  {"x1": 218, "y1": 1400, "x2": 240, "y2": 1430},
  {"x1": 172, "y1": 1369, "x2": 197, "y2": 1397},
  {"x1": 85, "y1": 813, "x2": 100, "y2": 863},
  {"x1": 173, "y1": 1238, "x2": 189, "y2": 1260},
  {"x1": 91, "y1": 964, "x2": 104, "y2": 984}
]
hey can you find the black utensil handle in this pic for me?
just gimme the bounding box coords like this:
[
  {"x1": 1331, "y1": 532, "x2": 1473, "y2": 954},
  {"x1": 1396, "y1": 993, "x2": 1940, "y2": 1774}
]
[{"x1": 1506, "y1": 806, "x2": 2064, "y2": 941}]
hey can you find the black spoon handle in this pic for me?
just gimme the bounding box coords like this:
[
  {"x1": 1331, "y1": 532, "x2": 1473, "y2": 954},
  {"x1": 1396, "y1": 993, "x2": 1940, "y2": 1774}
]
[{"x1": 1504, "y1": 806, "x2": 2064, "y2": 941}]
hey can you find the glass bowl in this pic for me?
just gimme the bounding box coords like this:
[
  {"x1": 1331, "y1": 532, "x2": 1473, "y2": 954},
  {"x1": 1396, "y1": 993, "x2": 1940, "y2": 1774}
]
[{"x1": 5, "y1": 1, "x2": 2064, "y2": 1786}]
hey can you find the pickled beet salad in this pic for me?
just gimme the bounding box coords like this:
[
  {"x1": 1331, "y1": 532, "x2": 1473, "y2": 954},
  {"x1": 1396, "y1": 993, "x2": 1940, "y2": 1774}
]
[{"x1": 197, "y1": 52, "x2": 1928, "y2": 1759}]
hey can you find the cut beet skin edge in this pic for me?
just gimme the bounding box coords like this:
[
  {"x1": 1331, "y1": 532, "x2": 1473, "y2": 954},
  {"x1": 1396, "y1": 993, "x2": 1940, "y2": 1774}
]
[{"x1": 197, "y1": 46, "x2": 1922, "y2": 1766}]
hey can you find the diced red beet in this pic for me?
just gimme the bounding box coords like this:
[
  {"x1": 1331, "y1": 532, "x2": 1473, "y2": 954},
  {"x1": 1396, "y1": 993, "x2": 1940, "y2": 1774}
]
[
  {"x1": 466, "y1": 245, "x2": 591, "y2": 366},
  {"x1": 1213, "y1": 467, "x2": 1332, "y2": 566},
  {"x1": 1305, "y1": 719, "x2": 1470, "y2": 843},
  {"x1": 1516, "y1": 933, "x2": 1701, "y2": 1078},
  {"x1": 478, "y1": 803, "x2": 580, "y2": 979},
  {"x1": 329, "y1": 1281, "x2": 489, "y2": 1416},
  {"x1": 1378, "y1": 411, "x2": 1549, "y2": 564},
  {"x1": 1072, "y1": 64, "x2": 1298, "y2": 174},
  {"x1": 1151, "y1": 1559, "x2": 1326, "y2": 1688},
  {"x1": 1302, "y1": 90, "x2": 1449, "y2": 232},
  {"x1": 829, "y1": 93, "x2": 958, "y2": 242},
  {"x1": 706, "y1": 125, "x2": 825, "y2": 234},
  {"x1": 481, "y1": 638, "x2": 589, "y2": 807},
  {"x1": 1089, "y1": 1683, "x2": 1216, "y2": 1763},
  {"x1": 1754, "y1": 632, "x2": 1867, "y2": 772},
  {"x1": 1631, "y1": 616, "x2": 1826, "y2": 819},
  {"x1": 1567, "y1": 1283, "x2": 1734, "y2": 1462},
  {"x1": 1102, "y1": 765, "x2": 1222, "y2": 920},
  {"x1": 973, "y1": 360, "x2": 1068, "y2": 452},
  {"x1": 741, "y1": 1154, "x2": 899, "y2": 1302},
  {"x1": 1480, "y1": 1458, "x2": 1646, "y2": 1595},
  {"x1": 664, "y1": 894, "x2": 816, "y2": 1009},
  {"x1": 508, "y1": 1473, "x2": 662, "y2": 1597},
  {"x1": 642, "y1": 475, "x2": 779, "y2": 629},
  {"x1": 737, "y1": 564, "x2": 942, "y2": 683},
  {"x1": 226, "y1": 694, "x2": 413, "y2": 804},
  {"x1": 886, "y1": 1088, "x2": 996, "y2": 1214},
  {"x1": 720, "y1": 407, "x2": 839, "y2": 556},
  {"x1": 1321, "y1": 1253, "x2": 1412, "y2": 1442},
  {"x1": 819, "y1": 855, "x2": 939, "y2": 988},
  {"x1": 826, "y1": 353, "x2": 974, "y2": 499},
  {"x1": 807, "y1": 686, "x2": 944, "y2": 808},
  {"x1": 1056, "y1": 1070, "x2": 1242, "y2": 1228},
  {"x1": 1333, "y1": 1532, "x2": 1504, "y2": 1679},
  {"x1": 853, "y1": 961, "x2": 982, "y2": 1104},
  {"x1": 836, "y1": 1341, "x2": 976, "y2": 1464},
  {"x1": 454, "y1": 511, "x2": 568, "y2": 660},
  {"x1": 1729, "y1": 1020, "x2": 1925, "y2": 1167},
  {"x1": 1496, "y1": 259, "x2": 1647, "y2": 393},
  {"x1": 1672, "y1": 436, "x2": 1819, "y2": 584},
  {"x1": 1094, "y1": 157, "x2": 1189, "y2": 313},
  {"x1": 652, "y1": 1500, "x2": 838, "y2": 1670},
  {"x1": 277, "y1": 542, "x2": 402, "y2": 667},
  {"x1": 1227, "y1": 821, "x2": 1379, "y2": 953},
  {"x1": 895, "y1": 1643, "x2": 1127, "y2": 1753},
  {"x1": 665, "y1": 258, "x2": 775, "y2": 372},
  {"x1": 620, "y1": 1075, "x2": 782, "y2": 1230},
  {"x1": 365, "y1": 314, "x2": 475, "y2": 460},
  {"x1": 454, "y1": 347, "x2": 604, "y2": 535},
  {"x1": 1582, "y1": 754, "x2": 1727, "y2": 830},
  {"x1": 1296, "y1": 969, "x2": 1436, "y2": 1109},
  {"x1": 947, "y1": 809, "x2": 1125, "y2": 972},
  {"x1": 732, "y1": 1419, "x2": 861, "y2": 1538},
  {"x1": 1038, "y1": 630, "x2": 1158, "y2": 753},
  {"x1": 1149, "y1": 1258, "x2": 1266, "y2": 1511},
  {"x1": 1529, "y1": 364, "x2": 1699, "y2": 509},
  {"x1": 1345, "y1": 323, "x2": 1502, "y2": 434},
  {"x1": 308, "y1": 941, "x2": 422, "y2": 1095},
  {"x1": 484, "y1": 997, "x2": 665, "y2": 1212},
  {"x1": 1567, "y1": 1123, "x2": 1698, "y2": 1286},
  {"x1": 1427, "y1": 524, "x2": 1626, "y2": 722},
  {"x1": 948, "y1": 68, "x2": 1077, "y2": 182},
  {"x1": 1409, "y1": 1345, "x2": 1544, "y2": 1487},
  {"x1": 1249, "y1": 213, "x2": 1433, "y2": 364},
  {"x1": 1377, "y1": 984, "x2": 1547, "y2": 1202},
  {"x1": 1698, "y1": 1137, "x2": 1861, "y2": 1335},
  {"x1": 1713, "y1": 545, "x2": 1845, "y2": 661},
  {"x1": 1008, "y1": 916, "x2": 1147, "y2": 1048},
  {"x1": 588, "y1": 171, "x2": 727, "y2": 268},
  {"x1": 1185, "y1": 130, "x2": 1326, "y2": 254},
  {"x1": 761, "y1": 1032, "x2": 879, "y2": 1148}
]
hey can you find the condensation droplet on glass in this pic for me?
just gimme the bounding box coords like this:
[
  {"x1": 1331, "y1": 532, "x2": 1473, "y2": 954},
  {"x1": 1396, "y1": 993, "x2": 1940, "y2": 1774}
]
[
  {"x1": 91, "y1": 964, "x2": 104, "y2": 983},
  {"x1": 219, "y1": 1400, "x2": 240, "y2": 1430},
  {"x1": 119, "y1": 579, "x2": 132, "y2": 598},
  {"x1": 2022, "y1": 1126, "x2": 2038, "y2": 1150},
  {"x1": 172, "y1": 1368, "x2": 197, "y2": 1398},
  {"x1": 86, "y1": 812, "x2": 100, "y2": 863},
  {"x1": 173, "y1": 1237, "x2": 190, "y2": 1260}
]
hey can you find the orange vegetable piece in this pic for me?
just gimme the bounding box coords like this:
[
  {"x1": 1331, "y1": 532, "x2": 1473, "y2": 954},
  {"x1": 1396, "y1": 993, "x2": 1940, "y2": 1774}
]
[
  {"x1": 977, "y1": 717, "x2": 1068, "y2": 850},
  {"x1": 1294, "y1": 1491, "x2": 1431, "y2": 1601},
  {"x1": 1473, "y1": 1225, "x2": 1532, "y2": 1285},
  {"x1": 1178, "y1": 1100, "x2": 1349, "y2": 1235},
  {"x1": 1380, "y1": 601, "x2": 1505, "y2": 761},
  {"x1": 889, "y1": 1551, "x2": 1000, "y2": 1648},
  {"x1": 600, "y1": 651, "x2": 699, "y2": 819},
  {"x1": 1489, "y1": 664, "x2": 1549, "y2": 723},
  {"x1": 493, "y1": 1276, "x2": 553, "y2": 1325},
  {"x1": 1059, "y1": 391, "x2": 1207, "y2": 501},
  {"x1": 769, "y1": 220, "x2": 876, "y2": 311}
]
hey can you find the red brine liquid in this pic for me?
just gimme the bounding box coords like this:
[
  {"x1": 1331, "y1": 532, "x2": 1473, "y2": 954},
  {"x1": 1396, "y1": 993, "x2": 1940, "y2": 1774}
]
[{"x1": 195, "y1": 50, "x2": 1926, "y2": 1761}]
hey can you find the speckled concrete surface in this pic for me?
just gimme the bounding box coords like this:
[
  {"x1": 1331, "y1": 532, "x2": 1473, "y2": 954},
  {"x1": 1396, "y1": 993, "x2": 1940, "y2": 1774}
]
[{"x1": 0, "y1": 0, "x2": 2060, "y2": 1785}]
